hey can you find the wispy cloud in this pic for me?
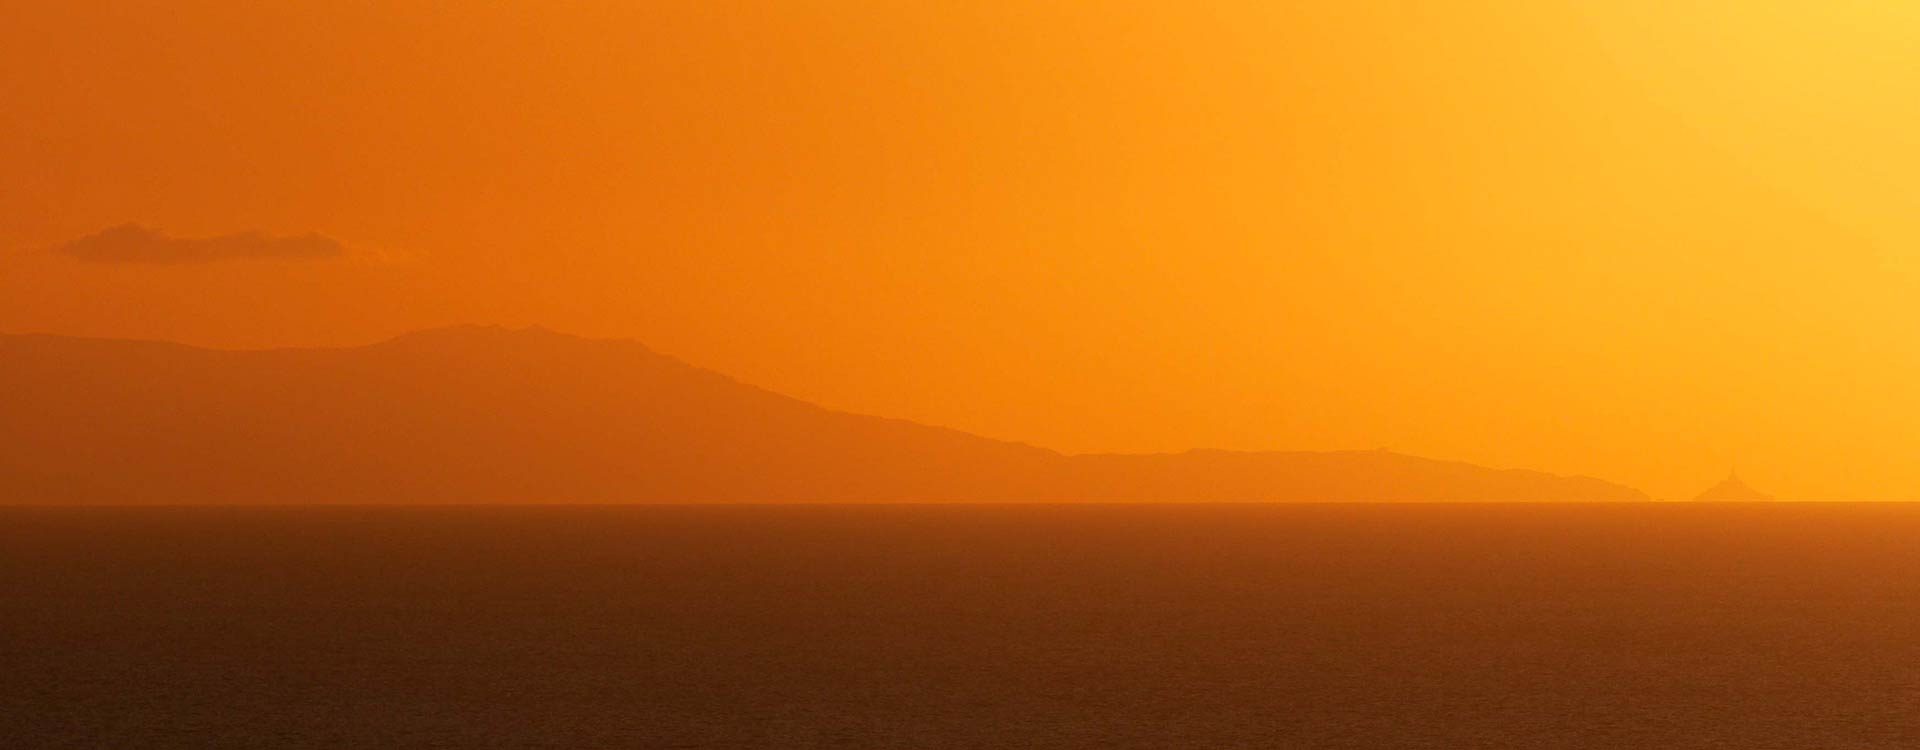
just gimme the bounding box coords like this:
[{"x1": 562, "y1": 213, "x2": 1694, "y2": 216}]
[{"x1": 54, "y1": 224, "x2": 344, "y2": 264}]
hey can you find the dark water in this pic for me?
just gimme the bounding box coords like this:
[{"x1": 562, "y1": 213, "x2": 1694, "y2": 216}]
[{"x1": 4, "y1": 504, "x2": 1920, "y2": 749}]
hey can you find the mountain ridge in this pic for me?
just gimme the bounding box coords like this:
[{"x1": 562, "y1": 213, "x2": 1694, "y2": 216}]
[{"x1": 0, "y1": 326, "x2": 1649, "y2": 504}]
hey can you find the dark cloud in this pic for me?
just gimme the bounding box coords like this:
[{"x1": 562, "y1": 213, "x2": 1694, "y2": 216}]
[{"x1": 55, "y1": 224, "x2": 344, "y2": 264}]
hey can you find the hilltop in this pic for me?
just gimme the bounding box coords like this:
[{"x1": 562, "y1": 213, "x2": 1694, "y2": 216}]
[{"x1": 0, "y1": 327, "x2": 1648, "y2": 504}]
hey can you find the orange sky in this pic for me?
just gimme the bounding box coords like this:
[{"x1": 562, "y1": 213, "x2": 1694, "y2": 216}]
[{"x1": 5, "y1": 1, "x2": 1920, "y2": 500}]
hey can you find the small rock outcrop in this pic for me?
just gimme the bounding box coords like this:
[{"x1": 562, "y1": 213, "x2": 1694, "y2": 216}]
[{"x1": 1693, "y1": 473, "x2": 1776, "y2": 502}]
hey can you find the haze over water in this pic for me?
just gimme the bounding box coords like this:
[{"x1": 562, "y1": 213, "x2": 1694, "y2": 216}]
[
  {"x1": 7, "y1": 503, "x2": 1918, "y2": 749},
  {"x1": 10, "y1": 2, "x2": 1920, "y2": 746}
]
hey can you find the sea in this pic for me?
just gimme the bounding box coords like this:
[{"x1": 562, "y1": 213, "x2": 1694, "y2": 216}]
[{"x1": 4, "y1": 503, "x2": 1919, "y2": 748}]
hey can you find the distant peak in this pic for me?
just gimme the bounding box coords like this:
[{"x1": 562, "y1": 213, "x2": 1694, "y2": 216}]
[
  {"x1": 385, "y1": 324, "x2": 575, "y2": 344},
  {"x1": 1693, "y1": 473, "x2": 1775, "y2": 502}
]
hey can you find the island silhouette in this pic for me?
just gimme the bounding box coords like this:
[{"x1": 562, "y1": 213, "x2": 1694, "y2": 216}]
[
  {"x1": 1693, "y1": 473, "x2": 1776, "y2": 502},
  {"x1": 0, "y1": 326, "x2": 1649, "y2": 505}
]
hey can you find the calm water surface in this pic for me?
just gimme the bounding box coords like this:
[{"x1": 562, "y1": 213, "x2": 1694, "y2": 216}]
[{"x1": 4, "y1": 504, "x2": 1920, "y2": 748}]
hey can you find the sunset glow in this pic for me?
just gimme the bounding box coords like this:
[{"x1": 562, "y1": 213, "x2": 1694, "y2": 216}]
[{"x1": 7, "y1": 2, "x2": 1920, "y2": 500}]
